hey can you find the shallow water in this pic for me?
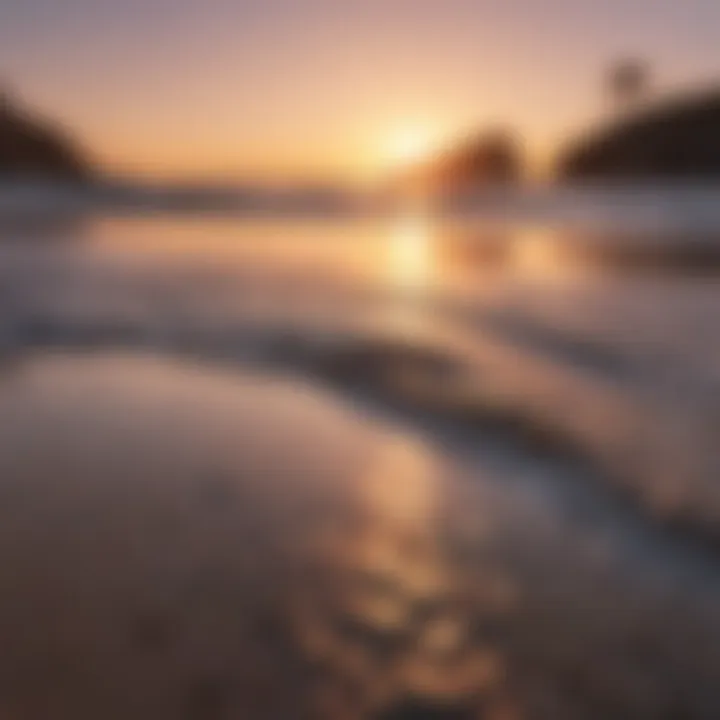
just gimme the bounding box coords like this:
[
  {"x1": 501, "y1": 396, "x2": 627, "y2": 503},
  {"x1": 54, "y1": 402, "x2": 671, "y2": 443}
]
[
  {"x1": 1, "y1": 212, "x2": 719, "y2": 535},
  {"x1": 0, "y1": 200, "x2": 720, "y2": 718}
]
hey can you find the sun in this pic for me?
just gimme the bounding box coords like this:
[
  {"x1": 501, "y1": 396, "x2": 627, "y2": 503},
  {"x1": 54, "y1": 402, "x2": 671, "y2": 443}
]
[{"x1": 384, "y1": 127, "x2": 439, "y2": 168}]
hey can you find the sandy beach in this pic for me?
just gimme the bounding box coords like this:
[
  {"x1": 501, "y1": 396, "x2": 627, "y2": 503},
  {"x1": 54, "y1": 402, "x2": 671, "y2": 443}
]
[{"x1": 0, "y1": 350, "x2": 719, "y2": 719}]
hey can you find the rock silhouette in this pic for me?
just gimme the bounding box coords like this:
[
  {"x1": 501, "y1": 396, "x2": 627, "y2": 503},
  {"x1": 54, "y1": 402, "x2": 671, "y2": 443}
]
[
  {"x1": 397, "y1": 130, "x2": 522, "y2": 194},
  {"x1": 560, "y1": 88, "x2": 720, "y2": 180},
  {"x1": 0, "y1": 91, "x2": 91, "y2": 181},
  {"x1": 434, "y1": 130, "x2": 521, "y2": 188}
]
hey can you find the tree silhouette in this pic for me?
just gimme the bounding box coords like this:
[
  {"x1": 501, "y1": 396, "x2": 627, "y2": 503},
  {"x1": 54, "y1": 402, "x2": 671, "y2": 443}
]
[{"x1": 607, "y1": 60, "x2": 650, "y2": 109}]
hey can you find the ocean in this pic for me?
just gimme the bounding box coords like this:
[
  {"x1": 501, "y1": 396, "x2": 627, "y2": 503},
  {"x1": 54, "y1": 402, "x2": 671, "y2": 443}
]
[{"x1": 0, "y1": 185, "x2": 719, "y2": 718}]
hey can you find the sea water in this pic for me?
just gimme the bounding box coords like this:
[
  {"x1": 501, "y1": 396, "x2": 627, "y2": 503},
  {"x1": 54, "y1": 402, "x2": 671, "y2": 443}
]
[{"x1": 0, "y1": 185, "x2": 719, "y2": 718}]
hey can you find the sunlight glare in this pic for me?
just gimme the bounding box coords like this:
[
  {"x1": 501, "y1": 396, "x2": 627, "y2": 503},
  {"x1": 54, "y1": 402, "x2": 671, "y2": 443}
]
[{"x1": 385, "y1": 127, "x2": 439, "y2": 168}]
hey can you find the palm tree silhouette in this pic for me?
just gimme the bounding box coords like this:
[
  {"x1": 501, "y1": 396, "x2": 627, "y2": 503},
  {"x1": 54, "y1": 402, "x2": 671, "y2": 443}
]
[{"x1": 607, "y1": 60, "x2": 650, "y2": 111}]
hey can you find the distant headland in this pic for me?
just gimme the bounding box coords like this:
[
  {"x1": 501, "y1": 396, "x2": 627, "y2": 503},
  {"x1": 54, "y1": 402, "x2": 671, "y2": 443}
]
[
  {"x1": 560, "y1": 88, "x2": 720, "y2": 181},
  {"x1": 0, "y1": 90, "x2": 91, "y2": 182}
]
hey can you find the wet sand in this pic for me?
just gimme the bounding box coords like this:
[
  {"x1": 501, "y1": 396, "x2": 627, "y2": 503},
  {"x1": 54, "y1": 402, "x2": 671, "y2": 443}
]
[{"x1": 0, "y1": 352, "x2": 719, "y2": 719}]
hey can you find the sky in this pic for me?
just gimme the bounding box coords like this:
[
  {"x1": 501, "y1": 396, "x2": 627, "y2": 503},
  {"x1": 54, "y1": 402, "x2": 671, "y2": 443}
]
[{"x1": 2, "y1": 0, "x2": 719, "y2": 181}]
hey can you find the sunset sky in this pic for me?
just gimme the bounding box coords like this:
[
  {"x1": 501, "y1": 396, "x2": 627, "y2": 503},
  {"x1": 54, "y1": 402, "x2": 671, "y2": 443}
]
[{"x1": 3, "y1": 0, "x2": 719, "y2": 181}]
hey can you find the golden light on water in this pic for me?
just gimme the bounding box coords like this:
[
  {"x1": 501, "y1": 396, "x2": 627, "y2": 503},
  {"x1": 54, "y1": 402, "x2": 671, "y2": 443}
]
[
  {"x1": 512, "y1": 226, "x2": 561, "y2": 275},
  {"x1": 388, "y1": 214, "x2": 435, "y2": 291},
  {"x1": 358, "y1": 436, "x2": 439, "y2": 532}
]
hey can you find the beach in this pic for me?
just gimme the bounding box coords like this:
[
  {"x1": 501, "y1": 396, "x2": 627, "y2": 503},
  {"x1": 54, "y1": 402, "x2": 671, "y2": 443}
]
[{"x1": 0, "y1": 198, "x2": 720, "y2": 718}]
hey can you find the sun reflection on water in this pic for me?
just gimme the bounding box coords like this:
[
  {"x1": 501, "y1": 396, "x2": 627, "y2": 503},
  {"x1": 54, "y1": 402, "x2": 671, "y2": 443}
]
[
  {"x1": 375, "y1": 212, "x2": 440, "y2": 341},
  {"x1": 512, "y1": 225, "x2": 564, "y2": 276},
  {"x1": 287, "y1": 433, "x2": 516, "y2": 718},
  {"x1": 388, "y1": 213, "x2": 435, "y2": 292}
]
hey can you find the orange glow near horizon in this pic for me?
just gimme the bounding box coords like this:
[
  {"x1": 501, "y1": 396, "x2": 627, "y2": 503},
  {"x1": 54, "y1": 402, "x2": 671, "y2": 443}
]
[{"x1": 91, "y1": 122, "x2": 454, "y2": 184}]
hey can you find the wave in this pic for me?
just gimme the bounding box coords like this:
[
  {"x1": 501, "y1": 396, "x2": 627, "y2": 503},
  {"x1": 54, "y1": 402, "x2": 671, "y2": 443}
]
[
  {"x1": 2, "y1": 293, "x2": 719, "y2": 557},
  {"x1": 0, "y1": 209, "x2": 718, "y2": 555}
]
